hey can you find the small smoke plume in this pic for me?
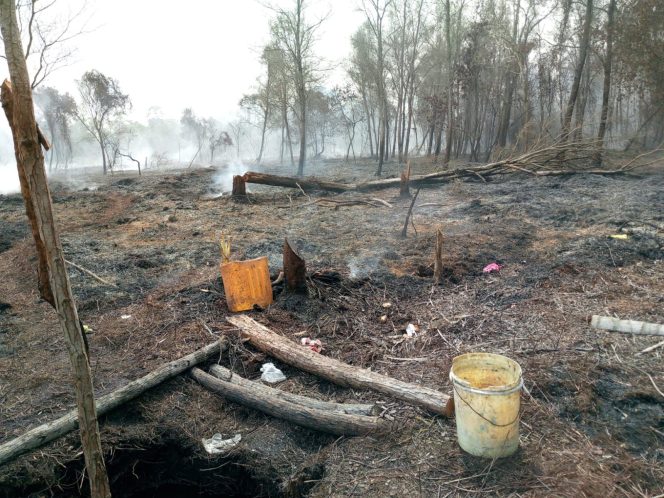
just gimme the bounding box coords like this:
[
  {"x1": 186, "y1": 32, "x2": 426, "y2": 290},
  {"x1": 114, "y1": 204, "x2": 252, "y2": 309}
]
[
  {"x1": 212, "y1": 159, "x2": 250, "y2": 193},
  {"x1": 0, "y1": 165, "x2": 20, "y2": 195}
]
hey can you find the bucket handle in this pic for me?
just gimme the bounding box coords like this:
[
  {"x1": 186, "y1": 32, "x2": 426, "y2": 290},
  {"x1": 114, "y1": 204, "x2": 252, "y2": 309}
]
[{"x1": 453, "y1": 382, "x2": 523, "y2": 428}]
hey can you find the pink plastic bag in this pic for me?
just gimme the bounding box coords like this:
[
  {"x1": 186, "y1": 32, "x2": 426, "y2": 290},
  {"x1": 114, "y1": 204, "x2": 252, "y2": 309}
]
[
  {"x1": 483, "y1": 262, "x2": 503, "y2": 273},
  {"x1": 301, "y1": 337, "x2": 323, "y2": 353}
]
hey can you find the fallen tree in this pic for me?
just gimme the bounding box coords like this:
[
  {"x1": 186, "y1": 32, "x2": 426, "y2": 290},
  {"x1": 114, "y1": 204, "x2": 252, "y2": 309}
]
[
  {"x1": 0, "y1": 339, "x2": 226, "y2": 467},
  {"x1": 226, "y1": 315, "x2": 452, "y2": 416},
  {"x1": 192, "y1": 368, "x2": 386, "y2": 436},
  {"x1": 208, "y1": 364, "x2": 377, "y2": 416},
  {"x1": 239, "y1": 141, "x2": 659, "y2": 194}
]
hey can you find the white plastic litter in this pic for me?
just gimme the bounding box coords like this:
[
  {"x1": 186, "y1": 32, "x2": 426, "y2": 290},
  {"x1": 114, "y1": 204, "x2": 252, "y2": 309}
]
[
  {"x1": 120, "y1": 315, "x2": 132, "y2": 320},
  {"x1": 202, "y1": 433, "x2": 241, "y2": 454},
  {"x1": 405, "y1": 323, "x2": 419, "y2": 338},
  {"x1": 260, "y1": 362, "x2": 287, "y2": 384}
]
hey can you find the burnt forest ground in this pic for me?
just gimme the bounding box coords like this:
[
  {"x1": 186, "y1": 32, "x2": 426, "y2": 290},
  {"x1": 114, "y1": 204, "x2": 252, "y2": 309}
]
[{"x1": 0, "y1": 156, "x2": 662, "y2": 497}]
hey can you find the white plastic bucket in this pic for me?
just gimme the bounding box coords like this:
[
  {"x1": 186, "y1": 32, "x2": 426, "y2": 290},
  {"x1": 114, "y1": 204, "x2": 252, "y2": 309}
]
[{"x1": 449, "y1": 353, "x2": 523, "y2": 458}]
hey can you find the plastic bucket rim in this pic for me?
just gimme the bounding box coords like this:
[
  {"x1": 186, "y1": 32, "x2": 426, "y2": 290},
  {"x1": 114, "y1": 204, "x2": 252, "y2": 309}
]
[{"x1": 449, "y1": 352, "x2": 523, "y2": 396}]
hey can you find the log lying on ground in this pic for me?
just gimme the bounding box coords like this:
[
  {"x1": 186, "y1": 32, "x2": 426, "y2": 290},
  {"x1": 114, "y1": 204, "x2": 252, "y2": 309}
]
[
  {"x1": 590, "y1": 315, "x2": 664, "y2": 336},
  {"x1": 208, "y1": 364, "x2": 377, "y2": 416},
  {"x1": 0, "y1": 339, "x2": 226, "y2": 467},
  {"x1": 242, "y1": 172, "x2": 354, "y2": 193},
  {"x1": 191, "y1": 368, "x2": 386, "y2": 436},
  {"x1": 227, "y1": 315, "x2": 452, "y2": 416}
]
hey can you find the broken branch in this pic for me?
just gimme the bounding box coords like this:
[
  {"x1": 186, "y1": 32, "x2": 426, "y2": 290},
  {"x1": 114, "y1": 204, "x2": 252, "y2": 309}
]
[{"x1": 590, "y1": 315, "x2": 664, "y2": 337}]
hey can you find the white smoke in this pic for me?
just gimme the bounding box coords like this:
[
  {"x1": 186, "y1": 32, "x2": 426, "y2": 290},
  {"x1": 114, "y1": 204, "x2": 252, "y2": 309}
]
[
  {"x1": 0, "y1": 164, "x2": 20, "y2": 195},
  {"x1": 211, "y1": 159, "x2": 250, "y2": 193}
]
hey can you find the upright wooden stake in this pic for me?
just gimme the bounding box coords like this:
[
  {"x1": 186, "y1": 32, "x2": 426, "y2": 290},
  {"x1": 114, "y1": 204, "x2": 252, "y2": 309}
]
[
  {"x1": 0, "y1": 2, "x2": 111, "y2": 496},
  {"x1": 399, "y1": 161, "x2": 411, "y2": 198},
  {"x1": 433, "y1": 228, "x2": 444, "y2": 283}
]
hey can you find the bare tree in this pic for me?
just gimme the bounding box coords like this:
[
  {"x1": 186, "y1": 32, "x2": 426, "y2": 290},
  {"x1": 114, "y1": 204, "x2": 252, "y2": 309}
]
[
  {"x1": 34, "y1": 85, "x2": 76, "y2": 170},
  {"x1": 268, "y1": 0, "x2": 325, "y2": 176},
  {"x1": 73, "y1": 69, "x2": 130, "y2": 174}
]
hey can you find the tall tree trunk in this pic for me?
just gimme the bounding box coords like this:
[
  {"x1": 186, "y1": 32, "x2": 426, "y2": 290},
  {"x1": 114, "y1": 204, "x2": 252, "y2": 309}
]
[
  {"x1": 297, "y1": 94, "x2": 306, "y2": 176},
  {"x1": 594, "y1": 0, "x2": 616, "y2": 166},
  {"x1": 563, "y1": 0, "x2": 594, "y2": 139},
  {"x1": 443, "y1": 0, "x2": 453, "y2": 165},
  {"x1": 257, "y1": 105, "x2": 269, "y2": 163},
  {"x1": 0, "y1": 2, "x2": 111, "y2": 497}
]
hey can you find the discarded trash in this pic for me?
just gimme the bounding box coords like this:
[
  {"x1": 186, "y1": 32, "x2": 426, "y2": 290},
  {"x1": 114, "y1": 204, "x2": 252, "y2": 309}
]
[
  {"x1": 382, "y1": 302, "x2": 392, "y2": 309},
  {"x1": 405, "y1": 323, "x2": 419, "y2": 337},
  {"x1": 260, "y1": 362, "x2": 287, "y2": 383},
  {"x1": 120, "y1": 314, "x2": 132, "y2": 320},
  {"x1": 82, "y1": 324, "x2": 93, "y2": 334},
  {"x1": 202, "y1": 433, "x2": 241, "y2": 454},
  {"x1": 482, "y1": 262, "x2": 503, "y2": 273},
  {"x1": 301, "y1": 337, "x2": 323, "y2": 353},
  {"x1": 609, "y1": 234, "x2": 628, "y2": 240},
  {"x1": 379, "y1": 315, "x2": 388, "y2": 323},
  {"x1": 450, "y1": 353, "x2": 522, "y2": 458}
]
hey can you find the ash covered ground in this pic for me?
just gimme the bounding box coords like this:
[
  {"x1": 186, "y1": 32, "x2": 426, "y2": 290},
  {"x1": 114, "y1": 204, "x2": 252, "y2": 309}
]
[{"x1": 0, "y1": 158, "x2": 662, "y2": 497}]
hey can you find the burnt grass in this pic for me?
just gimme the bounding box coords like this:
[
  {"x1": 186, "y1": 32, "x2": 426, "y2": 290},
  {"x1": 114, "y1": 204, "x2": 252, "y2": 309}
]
[{"x1": 0, "y1": 158, "x2": 663, "y2": 497}]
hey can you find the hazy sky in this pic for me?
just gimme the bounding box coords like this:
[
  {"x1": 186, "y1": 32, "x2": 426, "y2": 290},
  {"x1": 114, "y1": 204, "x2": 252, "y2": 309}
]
[{"x1": 42, "y1": 0, "x2": 366, "y2": 121}]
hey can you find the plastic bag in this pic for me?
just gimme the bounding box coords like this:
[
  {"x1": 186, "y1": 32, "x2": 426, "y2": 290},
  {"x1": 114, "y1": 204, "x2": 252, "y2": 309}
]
[
  {"x1": 202, "y1": 433, "x2": 241, "y2": 454},
  {"x1": 260, "y1": 362, "x2": 286, "y2": 383}
]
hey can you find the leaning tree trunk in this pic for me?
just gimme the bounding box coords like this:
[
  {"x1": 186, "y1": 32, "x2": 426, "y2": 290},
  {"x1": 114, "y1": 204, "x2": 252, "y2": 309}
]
[
  {"x1": 594, "y1": 0, "x2": 616, "y2": 166},
  {"x1": 0, "y1": 2, "x2": 111, "y2": 496},
  {"x1": 563, "y1": 0, "x2": 594, "y2": 140}
]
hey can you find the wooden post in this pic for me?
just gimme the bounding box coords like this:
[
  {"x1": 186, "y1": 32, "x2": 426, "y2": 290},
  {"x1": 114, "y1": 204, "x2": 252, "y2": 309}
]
[
  {"x1": 283, "y1": 238, "x2": 307, "y2": 293},
  {"x1": 433, "y1": 228, "x2": 444, "y2": 283},
  {"x1": 0, "y1": 2, "x2": 111, "y2": 496},
  {"x1": 399, "y1": 161, "x2": 411, "y2": 198},
  {"x1": 232, "y1": 174, "x2": 247, "y2": 198}
]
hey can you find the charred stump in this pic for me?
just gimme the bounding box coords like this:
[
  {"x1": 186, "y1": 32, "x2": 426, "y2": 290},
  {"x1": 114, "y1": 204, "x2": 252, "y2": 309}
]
[
  {"x1": 283, "y1": 238, "x2": 307, "y2": 293},
  {"x1": 232, "y1": 174, "x2": 247, "y2": 200}
]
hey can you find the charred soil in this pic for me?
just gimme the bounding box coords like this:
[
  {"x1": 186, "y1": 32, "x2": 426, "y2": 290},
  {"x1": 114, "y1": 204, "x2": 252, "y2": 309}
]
[{"x1": 0, "y1": 158, "x2": 662, "y2": 497}]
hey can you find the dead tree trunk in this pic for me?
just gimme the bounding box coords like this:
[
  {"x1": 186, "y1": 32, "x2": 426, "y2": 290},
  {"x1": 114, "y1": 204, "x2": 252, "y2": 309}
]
[
  {"x1": 191, "y1": 368, "x2": 386, "y2": 436},
  {"x1": 227, "y1": 315, "x2": 452, "y2": 415},
  {"x1": 283, "y1": 238, "x2": 307, "y2": 293},
  {"x1": 0, "y1": 2, "x2": 110, "y2": 495},
  {"x1": 243, "y1": 172, "x2": 353, "y2": 192}
]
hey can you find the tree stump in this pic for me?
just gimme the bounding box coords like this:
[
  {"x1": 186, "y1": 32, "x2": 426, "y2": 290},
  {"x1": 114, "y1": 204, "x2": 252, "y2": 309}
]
[
  {"x1": 232, "y1": 174, "x2": 247, "y2": 199},
  {"x1": 283, "y1": 238, "x2": 307, "y2": 293}
]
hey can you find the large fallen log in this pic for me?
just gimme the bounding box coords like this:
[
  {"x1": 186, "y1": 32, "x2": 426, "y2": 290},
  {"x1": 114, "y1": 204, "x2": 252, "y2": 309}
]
[
  {"x1": 208, "y1": 364, "x2": 377, "y2": 416},
  {"x1": 0, "y1": 339, "x2": 226, "y2": 467},
  {"x1": 242, "y1": 172, "x2": 354, "y2": 193},
  {"x1": 191, "y1": 368, "x2": 386, "y2": 436},
  {"x1": 227, "y1": 315, "x2": 452, "y2": 415},
  {"x1": 590, "y1": 315, "x2": 664, "y2": 336}
]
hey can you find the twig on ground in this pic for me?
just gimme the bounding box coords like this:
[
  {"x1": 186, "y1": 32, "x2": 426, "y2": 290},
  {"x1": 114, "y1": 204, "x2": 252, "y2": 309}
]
[
  {"x1": 64, "y1": 259, "x2": 116, "y2": 287},
  {"x1": 401, "y1": 188, "x2": 421, "y2": 238}
]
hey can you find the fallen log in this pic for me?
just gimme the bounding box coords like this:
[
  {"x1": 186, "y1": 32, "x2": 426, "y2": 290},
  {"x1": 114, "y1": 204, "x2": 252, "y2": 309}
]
[
  {"x1": 227, "y1": 315, "x2": 452, "y2": 416},
  {"x1": 242, "y1": 172, "x2": 354, "y2": 193},
  {"x1": 208, "y1": 364, "x2": 377, "y2": 416},
  {"x1": 191, "y1": 368, "x2": 386, "y2": 436},
  {"x1": 0, "y1": 339, "x2": 226, "y2": 467},
  {"x1": 590, "y1": 315, "x2": 664, "y2": 336}
]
